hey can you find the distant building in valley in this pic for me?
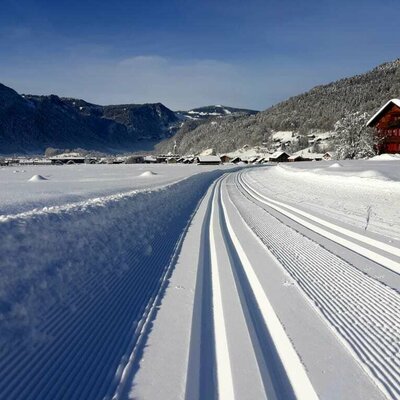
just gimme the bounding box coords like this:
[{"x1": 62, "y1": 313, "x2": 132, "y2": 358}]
[
  {"x1": 288, "y1": 154, "x2": 309, "y2": 162},
  {"x1": 219, "y1": 154, "x2": 232, "y2": 163},
  {"x1": 48, "y1": 153, "x2": 97, "y2": 164},
  {"x1": 196, "y1": 155, "x2": 221, "y2": 165},
  {"x1": 268, "y1": 151, "x2": 290, "y2": 163}
]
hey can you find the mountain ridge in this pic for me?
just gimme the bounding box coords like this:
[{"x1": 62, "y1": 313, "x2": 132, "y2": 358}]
[
  {"x1": 0, "y1": 85, "x2": 179, "y2": 154},
  {"x1": 0, "y1": 83, "x2": 258, "y2": 155}
]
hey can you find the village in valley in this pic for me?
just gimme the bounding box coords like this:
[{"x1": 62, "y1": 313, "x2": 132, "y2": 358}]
[
  {"x1": 2, "y1": 97, "x2": 400, "y2": 168},
  {"x1": 1, "y1": 100, "x2": 398, "y2": 168}
]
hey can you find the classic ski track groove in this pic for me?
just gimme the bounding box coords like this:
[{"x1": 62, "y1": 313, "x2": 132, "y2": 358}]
[
  {"x1": 201, "y1": 176, "x2": 317, "y2": 399},
  {"x1": 232, "y1": 170, "x2": 400, "y2": 399},
  {"x1": 209, "y1": 179, "x2": 236, "y2": 399}
]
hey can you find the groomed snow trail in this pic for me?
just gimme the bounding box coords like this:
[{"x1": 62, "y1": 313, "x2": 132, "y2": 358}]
[
  {"x1": 131, "y1": 169, "x2": 397, "y2": 399},
  {"x1": 1, "y1": 166, "x2": 399, "y2": 399},
  {"x1": 183, "y1": 176, "x2": 318, "y2": 400},
  {"x1": 232, "y1": 170, "x2": 400, "y2": 399}
]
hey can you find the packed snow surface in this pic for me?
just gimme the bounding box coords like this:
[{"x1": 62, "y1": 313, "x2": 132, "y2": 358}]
[{"x1": 1, "y1": 161, "x2": 399, "y2": 399}]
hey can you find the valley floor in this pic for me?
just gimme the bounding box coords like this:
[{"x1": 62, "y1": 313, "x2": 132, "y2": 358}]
[{"x1": 0, "y1": 161, "x2": 399, "y2": 399}]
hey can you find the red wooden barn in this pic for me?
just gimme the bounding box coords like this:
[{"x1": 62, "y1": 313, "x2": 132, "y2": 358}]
[{"x1": 367, "y1": 99, "x2": 400, "y2": 153}]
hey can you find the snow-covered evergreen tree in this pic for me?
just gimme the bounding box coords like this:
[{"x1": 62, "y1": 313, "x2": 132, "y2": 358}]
[{"x1": 334, "y1": 112, "x2": 377, "y2": 159}]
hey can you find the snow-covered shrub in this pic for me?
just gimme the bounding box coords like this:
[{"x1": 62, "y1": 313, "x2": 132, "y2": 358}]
[{"x1": 334, "y1": 112, "x2": 377, "y2": 159}]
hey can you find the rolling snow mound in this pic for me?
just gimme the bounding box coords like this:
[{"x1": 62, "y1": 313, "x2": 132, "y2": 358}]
[
  {"x1": 140, "y1": 171, "x2": 158, "y2": 177},
  {"x1": 29, "y1": 174, "x2": 48, "y2": 181},
  {"x1": 329, "y1": 162, "x2": 343, "y2": 168}
]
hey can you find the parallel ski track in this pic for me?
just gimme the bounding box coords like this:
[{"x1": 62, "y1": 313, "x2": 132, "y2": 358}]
[
  {"x1": 240, "y1": 172, "x2": 400, "y2": 274},
  {"x1": 186, "y1": 176, "x2": 317, "y2": 399},
  {"x1": 232, "y1": 170, "x2": 400, "y2": 399},
  {"x1": 0, "y1": 206, "x2": 200, "y2": 400},
  {"x1": 185, "y1": 179, "x2": 219, "y2": 400}
]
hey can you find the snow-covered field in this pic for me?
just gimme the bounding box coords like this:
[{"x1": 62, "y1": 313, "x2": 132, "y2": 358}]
[
  {"x1": 257, "y1": 160, "x2": 400, "y2": 241},
  {"x1": 0, "y1": 164, "x2": 226, "y2": 214},
  {"x1": 1, "y1": 161, "x2": 399, "y2": 399}
]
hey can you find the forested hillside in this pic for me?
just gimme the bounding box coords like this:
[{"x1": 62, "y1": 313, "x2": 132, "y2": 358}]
[{"x1": 157, "y1": 59, "x2": 400, "y2": 154}]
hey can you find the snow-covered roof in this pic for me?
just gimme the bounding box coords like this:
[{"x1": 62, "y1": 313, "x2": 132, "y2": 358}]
[
  {"x1": 49, "y1": 155, "x2": 86, "y2": 160},
  {"x1": 196, "y1": 155, "x2": 221, "y2": 163},
  {"x1": 315, "y1": 132, "x2": 335, "y2": 140},
  {"x1": 288, "y1": 155, "x2": 304, "y2": 160},
  {"x1": 290, "y1": 149, "x2": 326, "y2": 160},
  {"x1": 292, "y1": 148, "x2": 324, "y2": 158},
  {"x1": 269, "y1": 151, "x2": 289, "y2": 159},
  {"x1": 50, "y1": 152, "x2": 84, "y2": 159},
  {"x1": 367, "y1": 99, "x2": 400, "y2": 127}
]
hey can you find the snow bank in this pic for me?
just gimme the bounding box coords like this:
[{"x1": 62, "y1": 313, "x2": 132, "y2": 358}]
[
  {"x1": 0, "y1": 170, "x2": 224, "y2": 352},
  {"x1": 369, "y1": 153, "x2": 400, "y2": 161},
  {"x1": 278, "y1": 160, "x2": 400, "y2": 183}
]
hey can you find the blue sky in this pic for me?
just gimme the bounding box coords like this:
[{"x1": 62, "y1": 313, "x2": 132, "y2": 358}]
[{"x1": 1, "y1": 0, "x2": 399, "y2": 110}]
